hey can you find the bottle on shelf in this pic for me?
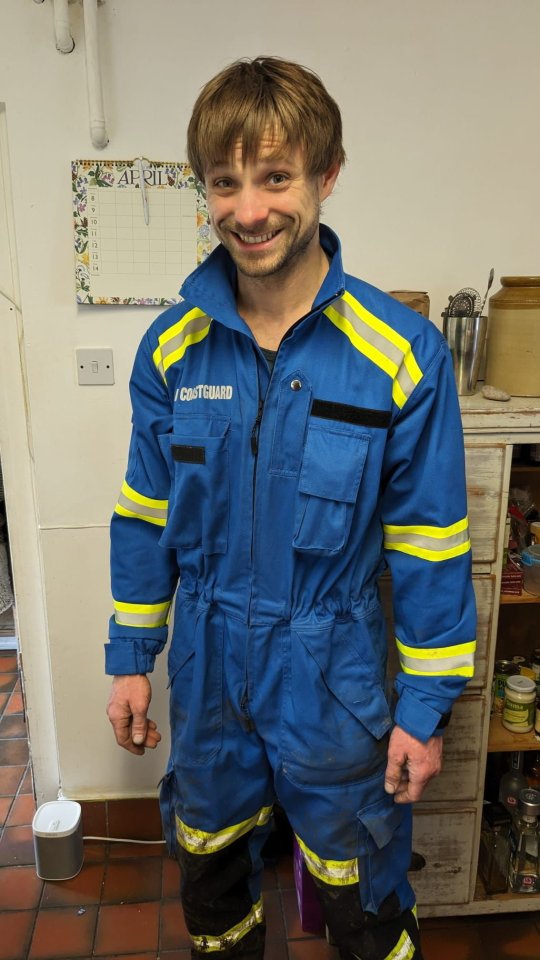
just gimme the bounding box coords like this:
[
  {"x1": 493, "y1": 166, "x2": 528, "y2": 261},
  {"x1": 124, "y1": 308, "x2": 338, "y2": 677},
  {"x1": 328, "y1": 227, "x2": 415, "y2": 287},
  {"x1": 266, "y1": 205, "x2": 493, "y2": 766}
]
[
  {"x1": 526, "y1": 753, "x2": 540, "y2": 791},
  {"x1": 508, "y1": 788, "x2": 540, "y2": 894},
  {"x1": 499, "y1": 752, "x2": 529, "y2": 814}
]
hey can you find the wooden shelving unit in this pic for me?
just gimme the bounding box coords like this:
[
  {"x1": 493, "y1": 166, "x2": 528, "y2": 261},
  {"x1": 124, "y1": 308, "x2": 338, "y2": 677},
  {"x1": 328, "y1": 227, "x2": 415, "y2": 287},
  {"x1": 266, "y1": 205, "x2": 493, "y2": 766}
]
[
  {"x1": 500, "y1": 591, "x2": 540, "y2": 604},
  {"x1": 488, "y1": 713, "x2": 540, "y2": 752}
]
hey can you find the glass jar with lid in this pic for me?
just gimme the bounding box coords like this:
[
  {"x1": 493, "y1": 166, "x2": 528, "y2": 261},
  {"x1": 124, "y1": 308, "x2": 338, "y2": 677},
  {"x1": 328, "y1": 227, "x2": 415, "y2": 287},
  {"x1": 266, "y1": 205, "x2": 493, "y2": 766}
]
[{"x1": 502, "y1": 675, "x2": 536, "y2": 733}]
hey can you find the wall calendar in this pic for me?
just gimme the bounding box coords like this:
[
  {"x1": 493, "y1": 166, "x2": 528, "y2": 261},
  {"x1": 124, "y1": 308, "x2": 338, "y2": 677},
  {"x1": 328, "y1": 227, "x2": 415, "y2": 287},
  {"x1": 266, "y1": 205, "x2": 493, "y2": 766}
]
[{"x1": 72, "y1": 158, "x2": 211, "y2": 305}]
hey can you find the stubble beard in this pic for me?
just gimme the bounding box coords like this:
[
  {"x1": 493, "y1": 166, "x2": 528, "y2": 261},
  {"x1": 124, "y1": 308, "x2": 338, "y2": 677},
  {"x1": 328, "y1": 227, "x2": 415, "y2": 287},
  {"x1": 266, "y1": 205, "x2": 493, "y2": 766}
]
[{"x1": 216, "y1": 210, "x2": 320, "y2": 280}]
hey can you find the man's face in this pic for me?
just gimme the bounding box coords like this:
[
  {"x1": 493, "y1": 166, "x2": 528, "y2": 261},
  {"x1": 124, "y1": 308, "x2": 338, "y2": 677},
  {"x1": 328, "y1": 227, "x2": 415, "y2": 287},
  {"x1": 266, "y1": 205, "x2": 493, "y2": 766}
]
[{"x1": 204, "y1": 139, "x2": 335, "y2": 279}]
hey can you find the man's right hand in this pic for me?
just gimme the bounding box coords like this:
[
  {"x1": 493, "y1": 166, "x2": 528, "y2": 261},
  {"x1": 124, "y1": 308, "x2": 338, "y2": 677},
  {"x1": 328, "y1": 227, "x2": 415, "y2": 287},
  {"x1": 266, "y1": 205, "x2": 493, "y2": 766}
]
[{"x1": 106, "y1": 674, "x2": 161, "y2": 756}]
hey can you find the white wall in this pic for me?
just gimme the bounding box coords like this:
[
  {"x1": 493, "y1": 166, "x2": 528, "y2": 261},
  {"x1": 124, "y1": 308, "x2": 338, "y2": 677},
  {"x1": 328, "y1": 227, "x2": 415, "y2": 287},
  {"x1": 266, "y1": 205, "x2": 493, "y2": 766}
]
[{"x1": 0, "y1": 0, "x2": 539, "y2": 800}]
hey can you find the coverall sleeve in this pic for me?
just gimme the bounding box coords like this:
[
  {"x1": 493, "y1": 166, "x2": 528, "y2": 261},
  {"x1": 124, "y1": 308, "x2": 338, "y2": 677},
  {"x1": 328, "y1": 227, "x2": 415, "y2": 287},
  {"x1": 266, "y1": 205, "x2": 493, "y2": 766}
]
[
  {"x1": 381, "y1": 340, "x2": 477, "y2": 743},
  {"x1": 105, "y1": 330, "x2": 179, "y2": 676}
]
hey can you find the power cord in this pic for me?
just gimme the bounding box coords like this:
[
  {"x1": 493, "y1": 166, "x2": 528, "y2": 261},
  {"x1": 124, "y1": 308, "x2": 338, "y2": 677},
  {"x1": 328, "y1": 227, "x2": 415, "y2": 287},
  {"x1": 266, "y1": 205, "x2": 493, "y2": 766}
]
[{"x1": 83, "y1": 835, "x2": 166, "y2": 844}]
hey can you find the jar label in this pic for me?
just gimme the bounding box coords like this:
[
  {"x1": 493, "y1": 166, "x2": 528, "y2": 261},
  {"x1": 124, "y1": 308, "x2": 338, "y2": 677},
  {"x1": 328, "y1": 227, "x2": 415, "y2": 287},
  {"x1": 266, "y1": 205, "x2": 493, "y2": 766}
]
[{"x1": 503, "y1": 698, "x2": 535, "y2": 725}]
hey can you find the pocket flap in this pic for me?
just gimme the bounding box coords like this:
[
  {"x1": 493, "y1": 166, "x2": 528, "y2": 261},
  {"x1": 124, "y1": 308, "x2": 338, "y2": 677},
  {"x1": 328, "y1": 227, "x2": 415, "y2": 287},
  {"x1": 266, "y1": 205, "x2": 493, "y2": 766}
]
[
  {"x1": 298, "y1": 424, "x2": 369, "y2": 503},
  {"x1": 294, "y1": 625, "x2": 392, "y2": 741},
  {"x1": 357, "y1": 793, "x2": 404, "y2": 851}
]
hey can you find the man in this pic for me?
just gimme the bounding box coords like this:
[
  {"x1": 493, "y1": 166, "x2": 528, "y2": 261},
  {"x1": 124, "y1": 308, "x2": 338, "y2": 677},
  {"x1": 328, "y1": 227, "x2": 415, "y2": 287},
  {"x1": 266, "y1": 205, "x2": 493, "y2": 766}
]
[{"x1": 106, "y1": 57, "x2": 476, "y2": 960}]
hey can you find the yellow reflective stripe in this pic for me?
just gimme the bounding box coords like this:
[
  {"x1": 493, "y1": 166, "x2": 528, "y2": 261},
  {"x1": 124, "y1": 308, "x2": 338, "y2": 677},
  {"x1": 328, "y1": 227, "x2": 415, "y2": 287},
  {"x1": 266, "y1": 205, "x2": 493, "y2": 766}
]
[
  {"x1": 120, "y1": 480, "x2": 167, "y2": 510},
  {"x1": 153, "y1": 308, "x2": 212, "y2": 382},
  {"x1": 324, "y1": 290, "x2": 423, "y2": 409},
  {"x1": 383, "y1": 518, "x2": 471, "y2": 562},
  {"x1": 176, "y1": 805, "x2": 273, "y2": 855},
  {"x1": 192, "y1": 899, "x2": 264, "y2": 952},
  {"x1": 114, "y1": 481, "x2": 168, "y2": 527},
  {"x1": 295, "y1": 833, "x2": 358, "y2": 887},
  {"x1": 113, "y1": 599, "x2": 171, "y2": 628},
  {"x1": 396, "y1": 637, "x2": 476, "y2": 678},
  {"x1": 384, "y1": 928, "x2": 416, "y2": 960}
]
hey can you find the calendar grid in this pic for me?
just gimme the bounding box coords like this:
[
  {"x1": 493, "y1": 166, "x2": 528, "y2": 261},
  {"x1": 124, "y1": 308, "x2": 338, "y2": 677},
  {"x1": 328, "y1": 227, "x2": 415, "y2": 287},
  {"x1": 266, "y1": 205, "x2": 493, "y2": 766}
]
[{"x1": 73, "y1": 159, "x2": 211, "y2": 305}]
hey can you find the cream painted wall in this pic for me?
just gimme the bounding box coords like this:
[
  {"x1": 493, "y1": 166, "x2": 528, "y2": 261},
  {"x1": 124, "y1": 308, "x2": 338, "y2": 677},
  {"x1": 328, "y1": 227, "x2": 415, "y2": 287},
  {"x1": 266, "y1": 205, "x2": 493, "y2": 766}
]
[{"x1": 0, "y1": 0, "x2": 539, "y2": 800}]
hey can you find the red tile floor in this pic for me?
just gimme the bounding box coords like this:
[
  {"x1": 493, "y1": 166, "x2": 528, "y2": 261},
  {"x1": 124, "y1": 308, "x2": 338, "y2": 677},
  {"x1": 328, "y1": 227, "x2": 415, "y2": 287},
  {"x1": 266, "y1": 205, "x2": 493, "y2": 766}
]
[{"x1": 1, "y1": 648, "x2": 540, "y2": 959}]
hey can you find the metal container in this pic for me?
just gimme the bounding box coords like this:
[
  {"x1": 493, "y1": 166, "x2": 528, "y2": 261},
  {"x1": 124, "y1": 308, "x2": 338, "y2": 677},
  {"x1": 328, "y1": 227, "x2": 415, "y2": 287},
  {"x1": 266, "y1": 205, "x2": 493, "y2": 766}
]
[{"x1": 443, "y1": 314, "x2": 488, "y2": 395}]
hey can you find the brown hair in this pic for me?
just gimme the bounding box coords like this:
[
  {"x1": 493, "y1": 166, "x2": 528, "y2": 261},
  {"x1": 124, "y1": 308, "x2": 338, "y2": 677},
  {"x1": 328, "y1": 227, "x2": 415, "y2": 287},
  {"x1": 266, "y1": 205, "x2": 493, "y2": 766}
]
[{"x1": 187, "y1": 56, "x2": 346, "y2": 183}]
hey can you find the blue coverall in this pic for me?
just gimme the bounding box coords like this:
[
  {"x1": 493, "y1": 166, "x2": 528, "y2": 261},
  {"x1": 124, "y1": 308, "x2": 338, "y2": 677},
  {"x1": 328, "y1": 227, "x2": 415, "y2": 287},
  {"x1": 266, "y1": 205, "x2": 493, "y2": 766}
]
[{"x1": 107, "y1": 226, "x2": 476, "y2": 959}]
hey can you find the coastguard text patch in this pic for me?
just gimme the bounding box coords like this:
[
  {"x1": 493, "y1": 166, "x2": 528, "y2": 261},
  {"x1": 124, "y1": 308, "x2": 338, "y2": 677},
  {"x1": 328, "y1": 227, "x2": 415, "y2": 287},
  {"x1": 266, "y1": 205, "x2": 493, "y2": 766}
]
[{"x1": 174, "y1": 384, "x2": 233, "y2": 401}]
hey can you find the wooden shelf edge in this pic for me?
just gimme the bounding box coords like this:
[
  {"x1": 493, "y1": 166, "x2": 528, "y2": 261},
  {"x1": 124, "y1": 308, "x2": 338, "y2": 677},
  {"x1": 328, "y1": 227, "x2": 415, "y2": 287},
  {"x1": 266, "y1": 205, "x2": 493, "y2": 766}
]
[
  {"x1": 488, "y1": 713, "x2": 540, "y2": 752},
  {"x1": 500, "y1": 590, "x2": 540, "y2": 604}
]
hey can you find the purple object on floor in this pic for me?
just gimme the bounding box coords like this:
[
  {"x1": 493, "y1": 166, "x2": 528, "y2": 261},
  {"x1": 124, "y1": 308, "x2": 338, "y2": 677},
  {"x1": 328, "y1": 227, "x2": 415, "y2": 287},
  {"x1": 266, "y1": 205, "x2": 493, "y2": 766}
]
[{"x1": 293, "y1": 837, "x2": 325, "y2": 935}]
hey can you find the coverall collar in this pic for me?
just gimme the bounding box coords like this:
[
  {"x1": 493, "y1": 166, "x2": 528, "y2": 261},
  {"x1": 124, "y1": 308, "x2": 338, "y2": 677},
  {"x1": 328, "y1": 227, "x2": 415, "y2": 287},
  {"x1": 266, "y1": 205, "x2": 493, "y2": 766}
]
[{"x1": 179, "y1": 224, "x2": 345, "y2": 337}]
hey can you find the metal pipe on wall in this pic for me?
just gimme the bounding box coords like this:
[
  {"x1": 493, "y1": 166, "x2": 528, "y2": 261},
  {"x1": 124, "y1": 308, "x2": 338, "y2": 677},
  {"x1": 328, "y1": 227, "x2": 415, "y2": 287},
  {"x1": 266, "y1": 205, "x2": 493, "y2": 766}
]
[
  {"x1": 54, "y1": 0, "x2": 75, "y2": 54},
  {"x1": 82, "y1": 0, "x2": 108, "y2": 149}
]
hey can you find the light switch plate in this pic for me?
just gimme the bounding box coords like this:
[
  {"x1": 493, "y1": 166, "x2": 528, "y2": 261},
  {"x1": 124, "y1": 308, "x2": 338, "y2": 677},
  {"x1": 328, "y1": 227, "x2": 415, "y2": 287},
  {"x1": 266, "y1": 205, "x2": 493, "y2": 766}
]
[{"x1": 76, "y1": 348, "x2": 114, "y2": 385}]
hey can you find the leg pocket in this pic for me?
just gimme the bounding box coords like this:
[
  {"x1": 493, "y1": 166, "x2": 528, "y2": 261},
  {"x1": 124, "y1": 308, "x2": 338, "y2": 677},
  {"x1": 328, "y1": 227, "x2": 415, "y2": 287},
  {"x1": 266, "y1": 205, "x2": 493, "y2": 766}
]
[
  {"x1": 357, "y1": 791, "x2": 413, "y2": 914},
  {"x1": 282, "y1": 620, "x2": 392, "y2": 785},
  {"x1": 169, "y1": 605, "x2": 223, "y2": 764},
  {"x1": 293, "y1": 423, "x2": 370, "y2": 555}
]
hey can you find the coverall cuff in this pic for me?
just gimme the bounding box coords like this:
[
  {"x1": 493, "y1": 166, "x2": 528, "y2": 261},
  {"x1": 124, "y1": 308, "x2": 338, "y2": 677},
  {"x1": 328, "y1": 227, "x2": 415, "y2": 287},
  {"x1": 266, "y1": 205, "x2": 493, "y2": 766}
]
[
  {"x1": 393, "y1": 687, "x2": 453, "y2": 743},
  {"x1": 104, "y1": 640, "x2": 161, "y2": 676}
]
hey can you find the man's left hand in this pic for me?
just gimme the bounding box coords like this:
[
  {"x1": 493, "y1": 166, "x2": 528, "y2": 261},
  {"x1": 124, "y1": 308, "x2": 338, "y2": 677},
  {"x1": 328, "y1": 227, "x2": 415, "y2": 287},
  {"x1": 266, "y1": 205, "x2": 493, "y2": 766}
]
[{"x1": 384, "y1": 725, "x2": 443, "y2": 803}]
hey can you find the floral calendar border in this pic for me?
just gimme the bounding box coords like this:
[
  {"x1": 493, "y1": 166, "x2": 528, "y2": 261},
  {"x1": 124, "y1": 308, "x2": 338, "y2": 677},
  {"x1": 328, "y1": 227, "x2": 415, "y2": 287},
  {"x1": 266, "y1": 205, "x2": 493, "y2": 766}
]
[{"x1": 72, "y1": 159, "x2": 211, "y2": 305}]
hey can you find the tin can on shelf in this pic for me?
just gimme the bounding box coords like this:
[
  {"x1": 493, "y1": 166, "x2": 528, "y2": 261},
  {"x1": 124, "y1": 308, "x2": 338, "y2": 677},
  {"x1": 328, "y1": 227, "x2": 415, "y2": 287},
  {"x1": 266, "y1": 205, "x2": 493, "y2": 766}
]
[
  {"x1": 502, "y1": 676, "x2": 537, "y2": 733},
  {"x1": 493, "y1": 660, "x2": 520, "y2": 714}
]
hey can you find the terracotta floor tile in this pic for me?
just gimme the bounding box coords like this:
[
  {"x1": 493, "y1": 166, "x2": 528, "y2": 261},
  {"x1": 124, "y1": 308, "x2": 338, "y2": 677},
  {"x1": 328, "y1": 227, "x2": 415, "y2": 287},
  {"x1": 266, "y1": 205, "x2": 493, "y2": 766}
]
[
  {"x1": 102, "y1": 857, "x2": 162, "y2": 903},
  {"x1": 287, "y1": 938, "x2": 339, "y2": 959},
  {"x1": 5, "y1": 690, "x2": 24, "y2": 715},
  {"x1": 281, "y1": 888, "x2": 319, "y2": 940},
  {"x1": 0, "y1": 654, "x2": 18, "y2": 673},
  {"x1": 6, "y1": 792, "x2": 36, "y2": 827},
  {"x1": 0, "y1": 737, "x2": 29, "y2": 766},
  {"x1": 0, "y1": 673, "x2": 17, "y2": 694},
  {"x1": 94, "y1": 900, "x2": 160, "y2": 956},
  {"x1": 0, "y1": 909, "x2": 36, "y2": 960},
  {"x1": 264, "y1": 889, "x2": 287, "y2": 940},
  {"x1": 82, "y1": 840, "x2": 109, "y2": 862},
  {"x1": 160, "y1": 898, "x2": 192, "y2": 951},
  {"x1": 80, "y1": 799, "x2": 107, "y2": 837},
  {"x1": 0, "y1": 692, "x2": 9, "y2": 713},
  {"x1": 162, "y1": 855, "x2": 181, "y2": 899},
  {"x1": 0, "y1": 794, "x2": 12, "y2": 825},
  {"x1": 41, "y1": 861, "x2": 104, "y2": 907},
  {"x1": 19, "y1": 764, "x2": 34, "y2": 796},
  {"x1": 0, "y1": 713, "x2": 27, "y2": 738},
  {"x1": 28, "y1": 904, "x2": 98, "y2": 959},
  {"x1": 262, "y1": 864, "x2": 279, "y2": 890},
  {"x1": 264, "y1": 941, "x2": 288, "y2": 960},
  {"x1": 475, "y1": 918, "x2": 540, "y2": 959},
  {"x1": 0, "y1": 763, "x2": 25, "y2": 796},
  {"x1": 0, "y1": 823, "x2": 35, "y2": 866},
  {"x1": 421, "y1": 925, "x2": 488, "y2": 960},
  {"x1": 159, "y1": 953, "x2": 191, "y2": 959},
  {"x1": 276, "y1": 854, "x2": 295, "y2": 890},
  {"x1": 108, "y1": 838, "x2": 165, "y2": 858},
  {"x1": 0, "y1": 864, "x2": 43, "y2": 909},
  {"x1": 107, "y1": 797, "x2": 163, "y2": 841}
]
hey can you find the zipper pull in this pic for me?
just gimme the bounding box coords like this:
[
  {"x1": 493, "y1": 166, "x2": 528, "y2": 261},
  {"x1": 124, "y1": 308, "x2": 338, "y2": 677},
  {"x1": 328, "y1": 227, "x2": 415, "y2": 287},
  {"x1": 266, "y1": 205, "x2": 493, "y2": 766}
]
[{"x1": 250, "y1": 399, "x2": 264, "y2": 456}]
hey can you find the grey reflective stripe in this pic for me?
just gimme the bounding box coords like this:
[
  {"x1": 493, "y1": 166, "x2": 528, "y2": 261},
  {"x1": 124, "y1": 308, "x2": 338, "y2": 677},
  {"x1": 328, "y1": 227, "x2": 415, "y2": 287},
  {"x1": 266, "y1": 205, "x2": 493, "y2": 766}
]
[
  {"x1": 399, "y1": 650, "x2": 474, "y2": 674},
  {"x1": 114, "y1": 608, "x2": 169, "y2": 628},
  {"x1": 155, "y1": 312, "x2": 211, "y2": 379},
  {"x1": 337, "y1": 298, "x2": 404, "y2": 369},
  {"x1": 384, "y1": 529, "x2": 470, "y2": 552},
  {"x1": 394, "y1": 363, "x2": 417, "y2": 405},
  {"x1": 116, "y1": 490, "x2": 168, "y2": 522}
]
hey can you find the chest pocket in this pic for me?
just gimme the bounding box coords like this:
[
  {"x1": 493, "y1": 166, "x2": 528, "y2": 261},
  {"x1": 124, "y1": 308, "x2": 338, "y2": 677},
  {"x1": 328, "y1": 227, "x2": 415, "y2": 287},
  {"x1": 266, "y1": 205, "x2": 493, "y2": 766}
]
[
  {"x1": 293, "y1": 422, "x2": 370, "y2": 555},
  {"x1": 159, "y1": 416, "x2": 230, "y2": 555}
]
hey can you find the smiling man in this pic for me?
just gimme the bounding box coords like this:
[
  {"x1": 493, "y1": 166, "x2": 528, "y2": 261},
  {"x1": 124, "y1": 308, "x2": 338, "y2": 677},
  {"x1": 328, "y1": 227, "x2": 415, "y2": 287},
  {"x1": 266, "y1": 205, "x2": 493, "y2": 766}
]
[{"x1": 106, "y1": 57, "x2": 476, "y2": 960}]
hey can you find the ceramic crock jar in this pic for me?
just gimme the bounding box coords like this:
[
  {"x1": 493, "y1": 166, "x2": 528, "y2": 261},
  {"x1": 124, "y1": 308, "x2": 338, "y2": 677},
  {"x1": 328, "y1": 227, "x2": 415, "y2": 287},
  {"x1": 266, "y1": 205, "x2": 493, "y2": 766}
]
[{"x1": 486, "y1": 277, "x2": 540, "y2": 396}]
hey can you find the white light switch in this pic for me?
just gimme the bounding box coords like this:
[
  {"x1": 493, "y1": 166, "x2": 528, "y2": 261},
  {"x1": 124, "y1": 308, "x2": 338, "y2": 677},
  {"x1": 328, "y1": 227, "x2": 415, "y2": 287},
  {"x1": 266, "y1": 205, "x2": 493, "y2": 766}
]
[{"x1": 76, "y1": 348, "x2": 114, "y2": 385}]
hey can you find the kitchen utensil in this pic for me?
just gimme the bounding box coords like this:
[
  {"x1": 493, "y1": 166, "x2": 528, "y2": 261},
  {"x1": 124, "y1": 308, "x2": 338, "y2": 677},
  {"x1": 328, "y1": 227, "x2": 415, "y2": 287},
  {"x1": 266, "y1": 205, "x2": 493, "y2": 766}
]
[
  {"x1": 479, "y1": 267, "x2": 495, "y2": 317},
  {"x1": 448, "y1": 287, "x2": 481, "y2": 317}
]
